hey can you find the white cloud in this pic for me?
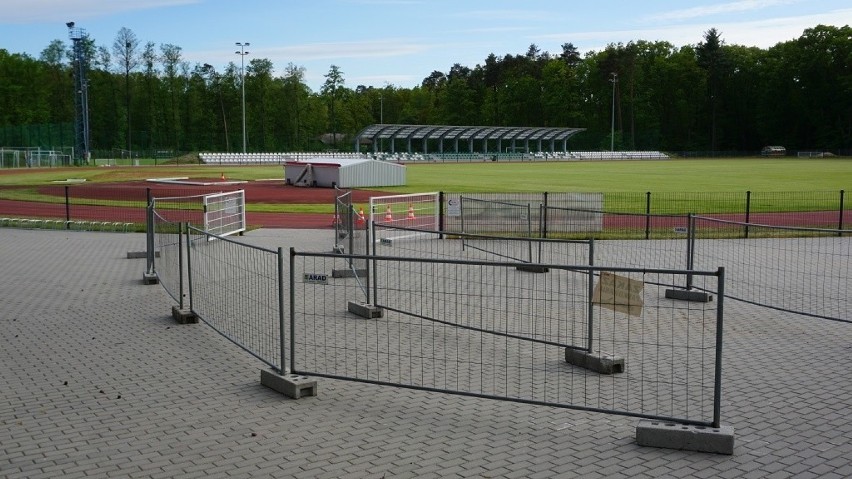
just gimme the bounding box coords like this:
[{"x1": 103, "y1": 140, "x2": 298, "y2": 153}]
[
  {"x1": 642, "y1": 0, "x2": 801, "y2": 23},
  {"x1": 0, "y1": 0, "x2": 200, "y2": 24},
  {"x1": 534, "y1": 8, "x2": 852, "y2": 51}
]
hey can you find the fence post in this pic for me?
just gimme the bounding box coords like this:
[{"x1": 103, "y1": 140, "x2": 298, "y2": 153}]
[
  {"x1": 145, "y1": 203, "x2": 155, "y2": 275},
  {"x1": 460, "y1": 196, "x2": 466, "y2": 234},
  {"x1": 178, "y1": 222, "x2": 185, "y2": 311},
  {"x1": 644, "y1": 191, "x2": 651, "y2": 239},
  {"x1": 586, "y1": 239, "x2": 595, "y2": 353},
  {"x1": 289, "y1": 247, "x2": 297, "y2": 373},
  {"x1": 438, "y1": 191, "x2": 445, "y2": 239},
  {"x1": 371, "y1": 221, "x2": 379, "y2": 306},
  {"x1": 713, "y1": 267, "x2": 725, "y2": 428},
  {"x1": 839, "y1": 190, "x2": 845, "y2": 235},
  {"x1": 744, "y1": 191, "x2": 751, "y2": 238},
  {"x1": 542, "y1": 191, "x2": 549, "y2": 239},
  {"x1": 363, "y1": 218, "x2": 371, "y2": 304},
  {"x1": 278, "y1": 247, "x2": 287, "y2": 375},
  {"x1": 686, "y1": 213, "x2": 695, "y2": 291},
  {"x1": 65, "y1": 185, "x2": 70, "y2": 229},
  {"x1": 185, "y1": 225, "x2": 194, "y2": 312}
]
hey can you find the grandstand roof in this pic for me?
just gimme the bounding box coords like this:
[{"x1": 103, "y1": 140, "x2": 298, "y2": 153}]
[{"x1": 353, "y1": 124, "x2": 585, "y2": 153}]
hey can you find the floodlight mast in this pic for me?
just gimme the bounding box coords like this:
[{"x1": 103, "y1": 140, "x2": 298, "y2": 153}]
[
  {"x1": 235, "y1": 42, "x2": 250, "y2": 154},
  {"x1": 68, "y1": 22, "x2": 90, "y2": 165}
]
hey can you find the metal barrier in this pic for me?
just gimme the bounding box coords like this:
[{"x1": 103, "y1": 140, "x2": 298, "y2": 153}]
[
  {"x1": 439, "y1": 190, "x2": 847, "y2": 238},
  {"x1": 463, "y1": 203, "x2": 850, "y2": 322},
  {"x1": 186, "y1": 225, "x2": 286, "y2": 371},
  {"x1": 689, "y1": 216, "x2": 851, "y2": 323},
  {"x1": 146, "y1": 212, "x2": 727, "y2": 428},
  {"x1": 151, "y1": 210, "x2": 185, "y2": 307},
  {"x1": 332, "y1": 188, "x2": 370, "y2": 288},
  {"x1": 372, "y1": 223, "x2": 593, "y2": 267},
  {"x1": 290, "y1": 249, "x2": 726, "y2": 427}
]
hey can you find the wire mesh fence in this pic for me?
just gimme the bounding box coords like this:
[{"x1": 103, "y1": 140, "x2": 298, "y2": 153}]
[
  {"x1": 332, "y1": 188, "x2": 370, "y2": 278},
  {"x1": 291, "y1": 249, "x2": 725, "y2": 426},
  {"x1": 690, "y1": 216, "x2": 852, "y2": 322},
  {"x1": 372, "y1": 223, "x2": 593, "y2": 267},
  {"x1": 439, "y1": 190, "x2": 847, "y2": 239},
  {"x1": 186, "y1": 225, "x2": 285, "y2": 371},
  {"x1": 152, "y1": 211, "x2": 185, "y2": 307},
  {"x1": 0, "y1": 184, "x2": 221, "y2": 232}
]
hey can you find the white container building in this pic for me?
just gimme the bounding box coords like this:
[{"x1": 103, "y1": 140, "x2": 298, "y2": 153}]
[{"x1": 284, "y1": 157, "x2": 406, "y2": 188}]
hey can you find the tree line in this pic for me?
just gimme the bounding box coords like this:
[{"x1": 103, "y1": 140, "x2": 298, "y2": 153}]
[{"x1": 0, "y1": 24, "x2": 849, "y2": 156}]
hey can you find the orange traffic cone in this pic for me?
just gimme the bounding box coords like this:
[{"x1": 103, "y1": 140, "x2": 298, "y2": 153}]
[
  {"x1": 384, "y1": 205, "x2": 393, "y2": 221},
  {"x1": 356, "y1": 207, "x2": 366, "y2": 227},
  {"x1": 407, "y1": 203, "x2": 416, "y2": 220}
]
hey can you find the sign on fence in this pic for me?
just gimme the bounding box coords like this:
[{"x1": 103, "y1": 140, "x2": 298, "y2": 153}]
[{"x1": 593, "y1": 272, "x2": 645, "y2": 317}]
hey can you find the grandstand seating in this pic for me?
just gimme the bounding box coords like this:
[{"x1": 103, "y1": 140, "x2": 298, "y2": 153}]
[
  {"x1": 198, "y1": 152, "x2": 369, "y2": 164},
  {"x1": 198, "y1": 150, "x2": 668, "y2": 165}
]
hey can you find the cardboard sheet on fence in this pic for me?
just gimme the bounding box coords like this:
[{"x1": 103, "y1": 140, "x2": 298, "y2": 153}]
[{"x1": 592, "y1": 272, "x2": 644, "y2": 317}]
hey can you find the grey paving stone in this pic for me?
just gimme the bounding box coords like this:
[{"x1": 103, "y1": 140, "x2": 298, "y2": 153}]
[{"x1": 1, "y1": 229, "x2": 851, "y2": 478}]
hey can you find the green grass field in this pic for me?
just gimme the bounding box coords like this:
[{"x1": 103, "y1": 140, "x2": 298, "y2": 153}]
[
  {"x1": 1, "y1": 158, "x2": 849, "y2": 191},
  {"x1": 0, "y1": 158, "x2": 849, "y2": 215}
]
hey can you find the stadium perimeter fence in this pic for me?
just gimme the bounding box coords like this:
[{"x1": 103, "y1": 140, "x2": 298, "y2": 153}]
[
  {"x1": 147, "y1": 205, "x2": 728, "y2": 428},
  {"x1": 441, "y1": 190, "x2": 848, "y2": 237},
  {"x1": 0, "y1": 187, "x2": 846, "y2": 234}
]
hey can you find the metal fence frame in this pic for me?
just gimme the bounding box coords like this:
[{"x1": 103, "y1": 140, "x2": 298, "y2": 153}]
[
  {"x1": 186, "y1": 224, "x2": 287, "y2": 372},
  {"x1": 290, "y1": 249, "x2": 726, "y2": 427},
  {"x1": 147, "y1": 209, "x2": 727, "y2": 428},
  {"x1": 687, "y1": 215, "x2": 852, "y2": 323}
]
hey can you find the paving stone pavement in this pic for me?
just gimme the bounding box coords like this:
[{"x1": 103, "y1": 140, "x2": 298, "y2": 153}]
[{"x1": 1, "y1": 228, "x2": 851, "y2": 478}]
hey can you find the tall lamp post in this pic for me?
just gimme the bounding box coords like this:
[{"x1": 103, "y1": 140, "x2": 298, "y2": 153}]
[
  {"x1": 235, "y1": 42, "x2": 250, "y2": 154},
  {"x1": 126, "y1": 41, "x2": 132, "y2": 162},
  {"x1": 610, "y1": 72, "x2": 618, "y2": 152}
]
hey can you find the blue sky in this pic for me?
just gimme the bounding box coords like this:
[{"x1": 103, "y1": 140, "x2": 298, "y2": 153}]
[{"x1": 1, "y1": 0, "x2": 850, "y2": 91}]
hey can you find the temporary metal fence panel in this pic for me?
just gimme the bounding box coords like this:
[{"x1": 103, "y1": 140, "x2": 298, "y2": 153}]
[
  {"x1": 151, "y1": 210, "x2": 185, "y2": 307},
  {"x1": 369, "y1": 192, "x2": 440, "y2": 244},
  {"x1": 203, "y1": 190, "x2": 246, "y2": 237},
  {"x1": 149, "y1": 194, "x2": 210, "y2": 306},
  {"x1": 691, "y1": 216, "x2": 851, "y2": 322},
  {"x1": 459, "y1": 196, "x2": 533, "y2": 237},
  {"x1": 333, "y1": 189, "x2": 369, "y2": 276},
  {"x1": 151, "y1": 193, "x2": 207, "y2": 228},
  {"x1": 333, "y1": 189, "x2": 352, "y2": 252},
  {"x1": 442, "y1": 192, "x2": 604, "y2": 236},
  {"x1": 290, "y1": 250, "x2": 725, "y2": 426},
  {"x1": 186, "y1": 225, "x2": 286, "y2": 371},
  {"x1": 372, "y1": 223, "x2": 593, "y2": 268}
]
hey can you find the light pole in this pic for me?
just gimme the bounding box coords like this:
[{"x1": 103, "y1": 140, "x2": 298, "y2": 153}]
[
  {"x1": 126, "y1": 41, "x2": 132, "y2": 162},
  {"x1": 610, "y1": 72, "x2": 618, "y2": 152},
  {"x1": 235, "y1": 42, "x2": 250, "y2": 154}
]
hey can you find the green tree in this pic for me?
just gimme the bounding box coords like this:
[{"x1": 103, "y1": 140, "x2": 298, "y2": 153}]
[
  {"x1": 113, "y1": 27, "x2": 139, "y2": 155},
  {"x1": 321, "y1": 65, "x2": 344, "y2": 149},
  {"x1": 696, "y1": 28, "x2": 726, "y2": 152}
]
